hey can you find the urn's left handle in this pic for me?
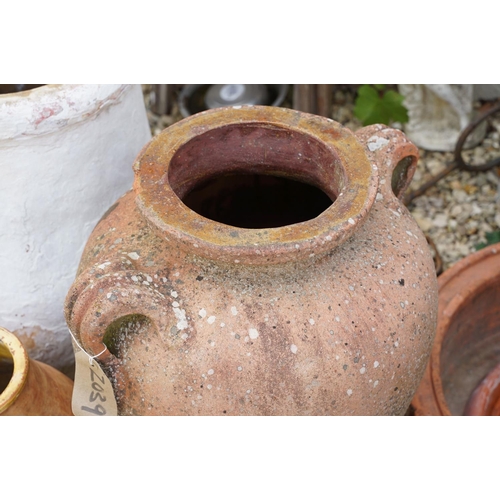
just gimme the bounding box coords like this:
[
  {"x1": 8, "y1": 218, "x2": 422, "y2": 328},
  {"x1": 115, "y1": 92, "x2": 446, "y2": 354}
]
[{"x1": 66, "y1": 272, "x2": 171, "y2": 367}]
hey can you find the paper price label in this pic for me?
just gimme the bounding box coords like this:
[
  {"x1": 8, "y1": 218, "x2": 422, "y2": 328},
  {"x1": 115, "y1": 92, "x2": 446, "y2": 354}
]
[{"x1": 72, "y1": 348, "x2": 118, "y2": 416}]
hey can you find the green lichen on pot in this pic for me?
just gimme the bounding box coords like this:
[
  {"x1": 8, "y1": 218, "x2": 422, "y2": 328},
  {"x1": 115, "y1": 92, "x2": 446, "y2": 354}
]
[{"x1": 103, "y1": 314, "x2": 152, "y2": 357}]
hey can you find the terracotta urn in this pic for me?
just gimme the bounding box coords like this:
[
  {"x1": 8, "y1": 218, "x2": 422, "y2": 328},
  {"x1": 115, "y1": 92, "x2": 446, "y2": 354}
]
[
  {"x1": 65, "y1": 106, "x2": 438, "y2": 415},
  {"x1": 0, "y1": 326, "x2": 73, "y2": 416},
  {"x1": 411, "y1": 243, "x2": 500, "y2": 416}
]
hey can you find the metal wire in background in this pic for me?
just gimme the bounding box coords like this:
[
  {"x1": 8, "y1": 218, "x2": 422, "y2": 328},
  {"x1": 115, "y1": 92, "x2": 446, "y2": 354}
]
[{"x1": 404, "y1": 100, "x2": 500, "y2": 275}]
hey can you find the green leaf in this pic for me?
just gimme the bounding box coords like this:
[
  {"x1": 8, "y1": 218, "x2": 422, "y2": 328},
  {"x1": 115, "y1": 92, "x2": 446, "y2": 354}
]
[
  {"x1": 382, "y1": 90, "x2": 409, "y2": 124},
  {"x1": 353, "y1": 85, "x2": 377, "y2": 120},
  {"x1": 354, "y1": 85, "x2": 386, "y2": 125},
  {"x1": 373, "y1": 84, "x2": 386, "y2": 91},
  {"x1": 354, "y1": 85, "x2": 409, "y2": 126},
  {"x1": 475, "y1": 230, "x2": 500, "y2": 250}
]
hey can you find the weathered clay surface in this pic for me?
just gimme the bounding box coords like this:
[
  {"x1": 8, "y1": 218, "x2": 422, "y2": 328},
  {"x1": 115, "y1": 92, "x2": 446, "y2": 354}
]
[
  {"x1": 0, "y1": 327, "x2": 73, "y2": 416},
  {"x1": 65, "y1": 106, "x2": 438, "y2": 415},
  {"x1": 464, "y1": 362, "x2": 500, "y2": 416},
  {"x1": 411, "y1": 242, "x2": 500, "y2": 416}
]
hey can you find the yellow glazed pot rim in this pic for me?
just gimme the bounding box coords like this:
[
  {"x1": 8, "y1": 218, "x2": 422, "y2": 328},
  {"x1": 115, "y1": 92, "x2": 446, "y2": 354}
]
[{"x1": 0, "y1": 327, "x2": 29, "y2": 414}]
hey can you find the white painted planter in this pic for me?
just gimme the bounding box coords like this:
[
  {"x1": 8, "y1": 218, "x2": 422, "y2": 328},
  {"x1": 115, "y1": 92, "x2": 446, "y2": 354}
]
[
  {"x1": 0, "y1": 84, "x2": 151, "y2": 373},
  {"x1": 398, "y1": 84, "x2": 486, "y2": 152}
]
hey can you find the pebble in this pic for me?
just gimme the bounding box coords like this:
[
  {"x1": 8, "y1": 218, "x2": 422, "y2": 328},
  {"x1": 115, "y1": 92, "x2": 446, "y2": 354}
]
[{"x1": 433, "y1": 214, "x2": 448, "y2": 228}]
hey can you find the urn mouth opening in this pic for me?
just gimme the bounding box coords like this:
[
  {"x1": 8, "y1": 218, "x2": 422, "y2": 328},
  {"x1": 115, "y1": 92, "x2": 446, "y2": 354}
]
[
  {"x1": 136, "y1": 106, "x2": 377, "y2": 265},
  {"x1": 168, "y1": 123, "x2": 338, "y2": 229},
  {"x1": 0, "y1": 327, "x2": 28, "y2": 414},
  {"x1": 181, "y1": 174, "x2": 334, "y2": 229}
]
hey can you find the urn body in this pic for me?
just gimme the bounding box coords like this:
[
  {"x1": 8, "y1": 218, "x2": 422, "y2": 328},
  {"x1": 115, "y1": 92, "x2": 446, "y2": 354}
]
[{"x1": 66, "y1": 107, "x2": 438, "y2": 415}]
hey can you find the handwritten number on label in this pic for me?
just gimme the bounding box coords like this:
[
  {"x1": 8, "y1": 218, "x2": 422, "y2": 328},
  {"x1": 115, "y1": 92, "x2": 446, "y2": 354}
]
[
  {"x1": 81, "y1": 364, "x2": 108, "y2": 415},
  {"x1": 81, "y1": 404, "x2": 107, "y2": 416},
  {"x1": 90, "y1": 391, "x2": 106, "y2": 403},
  {"x1": 71, "y1": 340, "x2": 118, "y2": 416},
  {"x1": 90, "y1": 366, "x2": 105, "y2": 385},
  {"x1": 92, "y1": 382, "x2": 104, "y2": 392}
]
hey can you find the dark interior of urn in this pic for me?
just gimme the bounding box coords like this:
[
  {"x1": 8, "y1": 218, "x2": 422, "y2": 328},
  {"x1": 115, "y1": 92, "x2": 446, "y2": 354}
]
[
  {"x1": 0, "y1": 346, "x2": 14, "y2": 394},
  {"x1": 0, "y1": 84, "x2": 45, "y2": 95},
  {"x1": 440, "y1": 276, "x2": 500, "y2": 415},
  {"x1": 182, "y1": 174, "x2": 333, "y2": 229},
  {"x1": 168, "y1": 124, "x2": 343, "y2": 229}
]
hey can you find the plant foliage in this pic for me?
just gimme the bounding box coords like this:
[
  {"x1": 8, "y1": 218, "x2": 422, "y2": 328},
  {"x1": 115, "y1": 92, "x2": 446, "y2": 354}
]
[
  {"x1": 354, "y1": 84, "x2": 409, "y2": 126},
  {"x1": 475, "y1": 230, "x2": 500, "y2": 250}
]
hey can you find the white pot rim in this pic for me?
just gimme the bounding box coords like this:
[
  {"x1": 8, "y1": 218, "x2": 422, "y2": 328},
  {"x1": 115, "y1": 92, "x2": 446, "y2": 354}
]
[{"x1": 0, "y1": 84, "x2": 130, "y2": 140}]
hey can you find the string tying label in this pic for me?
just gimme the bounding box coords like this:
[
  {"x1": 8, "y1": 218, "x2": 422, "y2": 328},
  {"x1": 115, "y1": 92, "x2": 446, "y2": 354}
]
[{"x1": 69, "y1": 328, "x2": 118, "y2": 416}]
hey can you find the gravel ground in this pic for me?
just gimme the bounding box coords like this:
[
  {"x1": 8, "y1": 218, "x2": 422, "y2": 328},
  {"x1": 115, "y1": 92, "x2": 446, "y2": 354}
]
[{"x1": 143, "y1": 85, "x2": 500, "y2": 273}]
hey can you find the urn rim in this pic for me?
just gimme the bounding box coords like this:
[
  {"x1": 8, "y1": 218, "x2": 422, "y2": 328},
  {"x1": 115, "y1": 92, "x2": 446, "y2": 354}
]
[{"x1": 135, "y1": 105, "x2": 378, "y2": 265}]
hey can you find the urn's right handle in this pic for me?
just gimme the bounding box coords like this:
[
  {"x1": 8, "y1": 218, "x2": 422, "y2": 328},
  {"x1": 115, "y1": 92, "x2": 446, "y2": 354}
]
[{"x1": 355, "y1": 124, "x2": 419, "y2": 201}]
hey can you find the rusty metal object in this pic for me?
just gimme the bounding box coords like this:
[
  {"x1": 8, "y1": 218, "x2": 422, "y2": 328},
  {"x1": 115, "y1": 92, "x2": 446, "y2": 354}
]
[
  {"x1": 454, "y1": 100, "x2": 500, "y2": 172},
  {"x1": 402, "y1": 101, "x2": 500, "y2": 274},
  {"x1": 293, "y1": 84, "x2": 333, "y2": 117},
  {"x1": 316, "y1": 84, "x2": 333, "y2": 117},
  {"x1": 151, "y1": 84, "x2": 175, "y2": 116},
  {"x1": 0, "y1": 327, "x2": 73, "y2": 416},
  {"x1": 65, "y1": 107, "x2": 438, "y2": 415},
  {"x1": 403, "y1": 161, "x2": 456, "y2": 206},
  {"x1": 411, "y1": 242, "x2": 500, "y2": 415},
  {"x1": 293, "y1": 84, "x2": 314, "y2": 113},
  {"x1": 404, "y1": 100, "x2": 500, "y2": 205},
  {"x1": 426, "y1": 235, "x2": 443, "y2": 276}
]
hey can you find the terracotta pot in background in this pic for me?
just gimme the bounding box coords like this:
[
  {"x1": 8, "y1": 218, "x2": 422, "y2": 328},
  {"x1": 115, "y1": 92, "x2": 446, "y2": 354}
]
[
  {"x1": 0, "y1": 326, "x2": 73, "y2": 416},
  {"x1": 411, "y1": 243, "x2": 500, "y2": 416},
  {"x1": 0, "y1": 84, "x2": 152, "y2": 374},
  {"x1": 464, "y1": 362, "x2": 500, "y2": 416},
  {"x1": 65, "y1": 106, "x2": 438, "y2": 415}
]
